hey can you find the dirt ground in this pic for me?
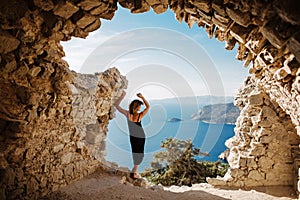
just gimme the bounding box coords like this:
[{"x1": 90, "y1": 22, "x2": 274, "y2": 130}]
[{"x1": 44, "y1": 169, "x2": 297, "y2": 200}]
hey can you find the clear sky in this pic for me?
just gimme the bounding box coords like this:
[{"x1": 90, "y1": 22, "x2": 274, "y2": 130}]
[{"x1": 61, "y1": 5, "x2": 249, "y2": 99}]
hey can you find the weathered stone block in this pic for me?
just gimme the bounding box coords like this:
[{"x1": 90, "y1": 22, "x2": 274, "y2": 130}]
[
  {"x1": 77, "y1": 0, "x2": 102, "y2": 11},
  {"x1": 245, "y1": 32, "x2": 266, "y2": 54},
  {"x1": 53, "y1": 169, "x2": 63, "y2": 182},
  {"x1": 287, "y1": 32, "x2": 300, "y2": 63},
  {"x1": 245, "y1": 157, "x2": 257, "y2": 170},
  {"x1": 248, "y1": 170, "x2": 265, "y2": 181},
  {"x1": 64, "y1": 164, "x2": 74, "y2": 177},
  {"x1": 248, "y1": 92, "x2": 264, "y2": 106},
  {"x1": 292, "y1": 76, "x2": 300, "y2": 93},
  {"x1": 61, "y1": 152, "x2": 73, "y2": 165},
  {"x1": 230, "y1": 168, "x2": 246, "y2": 179},
  {"x1": 280, "y1": 173, "x2": 294, "y2": 185},
  {"x1": 191, "y1": 0, "x2": 210, "y2": 13},
  {"x1": 266, "y1": 168, "x2": 280, "y2": 181},
  {"x1": 76, "y1": 14, "x2": 97, "y2": 29},
  {"x1": 84, "y1": 132, "x2": 97, "y2": 144},
  {"x1": 230, "y1": 23, "x2": 249, "y2": 44},
  {"x1": 33, "y1": 0, "x2": 54, "y2": 11},
  {"x1": 214, "y1": 11, "x2": 230, "y2": 24},
  {"x1": 61, "y1": 20, "x2": 77, "y2": 37},
  {"x1": 28, "y1": 67, "x2": 42, "y2": 77},
  {"x1": 258, "y1": 157, "x2": 274, "y2": 170},
  {"x1": 53, "y1": 1, "x2": 79, "y2": 19},
  {"x1": 212, "y1": 16, "x2": 228, "y2": 30},
  {"x1": 0, "y1": 31, "x2": 20, "y2": 53},
  {"x1": 53, "y1": 144, "x2": 64, "y2": 153},
  {"x1": 119, "y1": 0, "x2": 150, "y2": 13},
  {"x1": 212, "y1": 2, "x2": 226, "y2": 16},
  {"x1": 90, "y1": 2, "x2": 110, "y2": 15},
  {"x1": 261, "y1": 105, "x2": 277, "y2": 119},
  {"x1": 250, "y1": 143, "x2": 266, "y2": 156},
  {"x1": 2, "y1": 168, "x2": 15, "y2": 186},
  {"x1": 84, "y1": 18, "x2": 101, "y2": 33},
  {"x1": 27, "y1": 176, "x2": 39, "y2": 195},
  {"x1": 275, "y1": 62, "x2": 293, "y2": 82},
  {"x1": 273, "y1": 163, "x2": 293, "y2": 173},
  {"x1": 10, "y1": 147, "x2": 25, "y2": 163},
  {"x1": 226, "y1": 8, "x2": 251, "y2": 27},
  {"x1": 152, "y1": 4, "x2": 168, "y2": 14},
  {"x1": 261, "y1": 19, "x2": 285, "y2": 49},
  {"x1": 145, "y1": 0, "x2": 160, "y2": 6},
  {"x1": 225, "y1": 34, "x2": 237, "y2": 50},
  {"x1": 253, "y1": 56, "x2": 266, "y2": 71}
]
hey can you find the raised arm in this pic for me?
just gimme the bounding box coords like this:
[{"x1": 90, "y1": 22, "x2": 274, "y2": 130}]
[
  {"x1": 114, "y1": 91, "x2": 128, "y2": 117},
  {"x1": 137, "y1": 93, "x2": 150, "y2": 118}
]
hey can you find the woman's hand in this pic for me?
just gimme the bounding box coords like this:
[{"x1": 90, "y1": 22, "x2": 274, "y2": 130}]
[
  {"x1": 136, "y1": 93, "x2": 150, "y2": 117},
  {"x1": 137, "y1": 93, "x2": 143, "y2": 98}
]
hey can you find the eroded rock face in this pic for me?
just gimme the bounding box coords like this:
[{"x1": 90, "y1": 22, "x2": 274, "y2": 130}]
[
  {"x1": 0, "y1": 0, "x2": 299, "y2": 199},
  {"x1": 0, "y1": 66, "x2": 127, "y2": 199},
  {"x1": 208, "y1": 77, "x2": 299, "y2": 187}
]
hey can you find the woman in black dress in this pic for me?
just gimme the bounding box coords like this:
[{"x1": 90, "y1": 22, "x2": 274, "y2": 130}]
[{"x1": 114, "y1": 91, "x2": 150, "y2": 179}]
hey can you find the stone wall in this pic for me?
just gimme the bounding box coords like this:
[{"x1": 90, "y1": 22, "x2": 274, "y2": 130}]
[
  {"x1": 208, "y1": 76, "x2": 299, "y2": 187},
  {"x1": 71, "y1": 68, "x2": 127, "y2": 162},
  {"x1": 0, "y1": 0, "x2": 300, "y2": 199},
  {"x1": 0, "y1": 66, "x2": 126, "y2": 199}
]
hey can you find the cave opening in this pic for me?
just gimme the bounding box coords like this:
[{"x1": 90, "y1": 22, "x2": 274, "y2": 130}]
[
  {"x1": 1, "y1": 0, "x2": 300, "y2": 199},
  {"x1": 61, "y1": 5, "x2": 249, "y2": 173}
]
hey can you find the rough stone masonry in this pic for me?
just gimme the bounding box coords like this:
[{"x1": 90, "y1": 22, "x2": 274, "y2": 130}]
[{"x1": 0, "y1": 0, "x2": 300, "y2": 199}]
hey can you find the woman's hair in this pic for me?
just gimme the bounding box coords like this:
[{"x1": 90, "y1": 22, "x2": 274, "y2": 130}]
[{"x1": 129, "y1": 99, "x2": 143, "y2": 114}]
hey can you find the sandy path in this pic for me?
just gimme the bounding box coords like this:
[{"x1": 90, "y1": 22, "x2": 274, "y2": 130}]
[{"x1": 44, "y1": 169, "x2": 297, "y2": 200}]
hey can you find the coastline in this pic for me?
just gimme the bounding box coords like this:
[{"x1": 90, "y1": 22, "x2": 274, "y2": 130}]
[{"x1": 197, "y1": 119, "x2": 236, "y2": 126}]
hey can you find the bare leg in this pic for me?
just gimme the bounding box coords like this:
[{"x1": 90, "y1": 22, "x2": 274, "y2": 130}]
[{"x1": 132, "y1": 165, "x2": 139, "y2": 178}]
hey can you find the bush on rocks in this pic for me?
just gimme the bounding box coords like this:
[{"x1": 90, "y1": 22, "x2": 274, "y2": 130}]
[{"x1": 141, "y1": 137, "x2": 229, "y2": 186}]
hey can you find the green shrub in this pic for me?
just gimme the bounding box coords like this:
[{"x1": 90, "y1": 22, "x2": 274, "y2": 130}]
[{"x1": 141, "y1": 137, "x2": 229, "y2": 186}]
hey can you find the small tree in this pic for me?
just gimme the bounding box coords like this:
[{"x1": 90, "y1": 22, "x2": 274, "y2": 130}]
[{"x1": 141, "y1": 137, "x2": 229, "y2": 186}]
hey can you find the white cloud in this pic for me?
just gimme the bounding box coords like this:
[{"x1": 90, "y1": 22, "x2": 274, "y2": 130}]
[
  {"x1": 61, "y1": 25, "x2": 247, "y2": 98},
  {"x1": 61, "y1": 29, "x2": 117, "y2": 71}
]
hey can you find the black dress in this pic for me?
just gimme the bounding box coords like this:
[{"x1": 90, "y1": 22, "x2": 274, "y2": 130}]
[{"x1": 127, "y1": 113, "x2": 145, "y2": 165}]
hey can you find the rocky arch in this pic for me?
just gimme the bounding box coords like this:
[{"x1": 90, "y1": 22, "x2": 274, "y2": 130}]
[{"x1": 0, "y1": 0, "x2": 300, "y2": 199}]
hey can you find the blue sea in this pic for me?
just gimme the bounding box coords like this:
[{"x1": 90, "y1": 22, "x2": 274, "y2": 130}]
[{"x1": 105, "y1": 103, "x2": 235, "y2": 172}]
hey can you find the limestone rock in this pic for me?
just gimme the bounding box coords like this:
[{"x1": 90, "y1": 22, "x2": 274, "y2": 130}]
[
  {"x1": 78, "y1": 0, "x2": 102, "y2": 11},
  {"x1": 61, "y1": 153, "x2": 73, "y2": 165},
  {"x1": 287, "y1": 32, "x2": 300, "y2": 63},
  {"x1": 258, "y1": 157, "x2": 274, "y2": 170},
  {"x1": 0, "y1": 31, "x2": 20, "y2": 53},
  {"x1": 261, "y1": 19, "x2": 285, "y2": 49},
  {"x1": 53, "y1": 1, "x2": 79, "y2": 19},
  {"x1": 76, "y1": 14, "x2": 97, "y2": 29},
  {"x1": 90, "y1": 2, "x2": 110, "y2": 15},
  {"x1": 248, "y1": 170, "x2": 265, "y2": 181},
  {"x1": 226, "y1": 8, "x2": 251, "y2": 27},
  {"x1": 248, "y1": 92, "x2": 264, "y2": 106},
  {"x1": 152, "y1": 4, "x2": 168, "y2": 14},
  {"x1": 274, "y1": 66, "x2": 292, "y2": 81},
  {"x1": 33, "y1": 0, "x2": 54, "y2": 11}
]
